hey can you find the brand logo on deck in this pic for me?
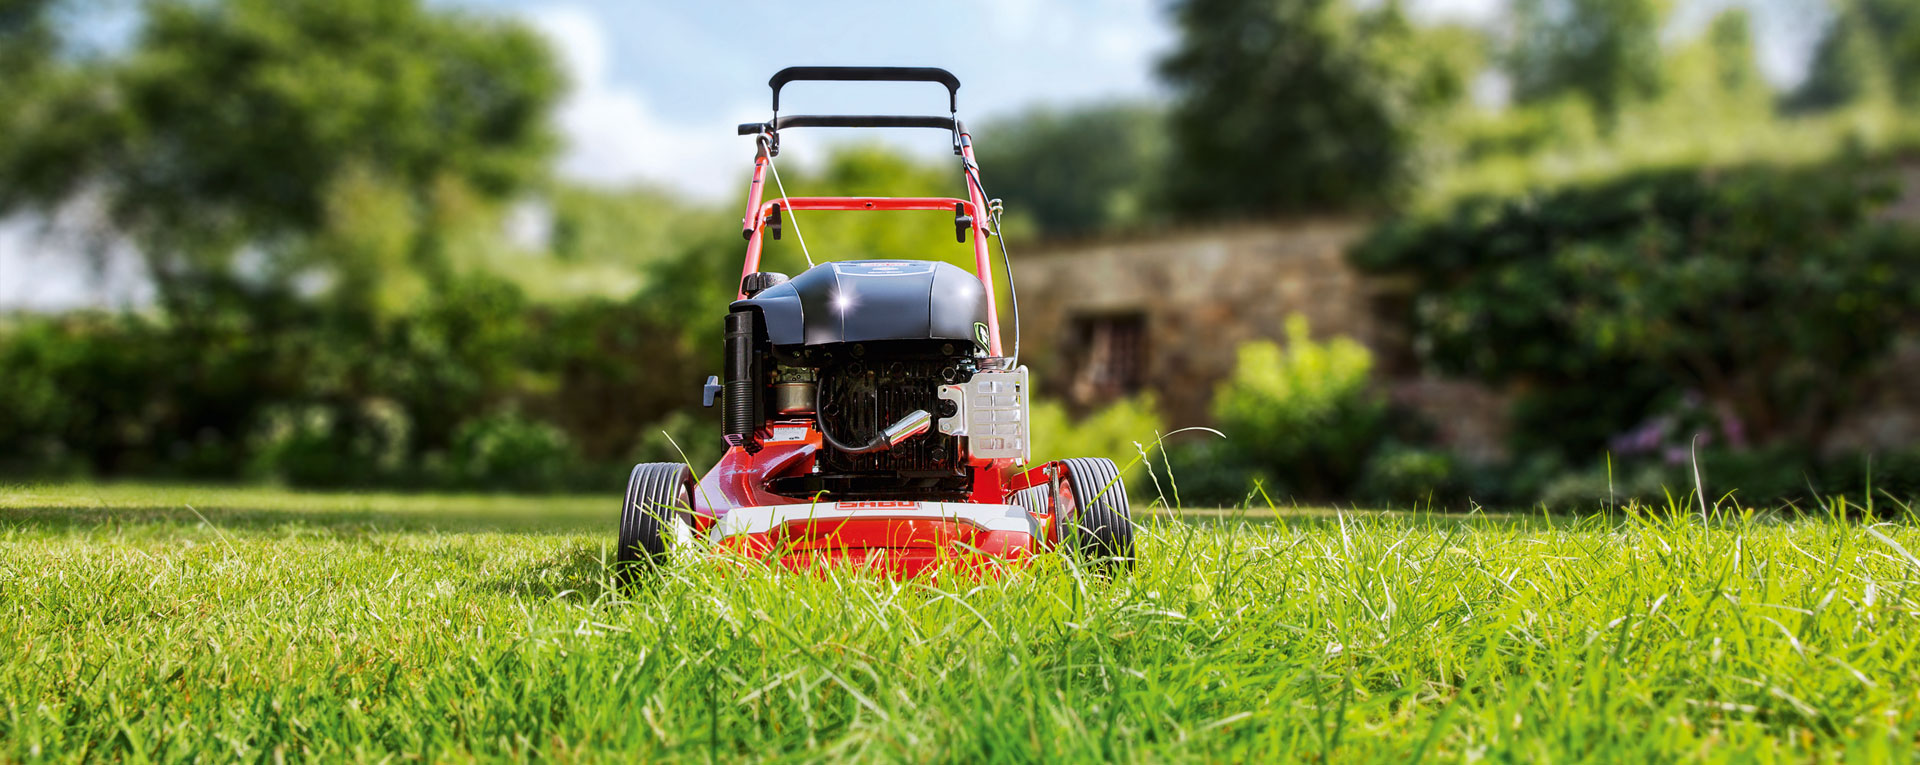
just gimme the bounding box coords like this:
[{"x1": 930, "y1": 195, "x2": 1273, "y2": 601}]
[{"x1": 837, "y1": 501, "x2": 920, "y2": 509}]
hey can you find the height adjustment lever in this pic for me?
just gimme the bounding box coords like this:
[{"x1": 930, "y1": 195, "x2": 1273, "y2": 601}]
[
  {"x1": 765, "y1": 203, "x2": 783, "y2": 240},
  {"x1": 954, "y1": 202, "x2": 973, "y2": 243}
]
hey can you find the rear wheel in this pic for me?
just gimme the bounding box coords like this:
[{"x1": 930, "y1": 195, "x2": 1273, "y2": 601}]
[
  {"x1": 619, "y1": 463, "x2": 694, "y2": 572},
  {"x1": 1012, "y1": 484, "x2": 1050, "y2": 518},
  {"x1": 1055, "y1": 457, "x2": 1135, "y2": 571}
]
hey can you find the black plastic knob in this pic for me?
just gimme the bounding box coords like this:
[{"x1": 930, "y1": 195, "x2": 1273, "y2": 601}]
[{"x1": 741, "y1": 271, "x2": 790, "y2": 297}]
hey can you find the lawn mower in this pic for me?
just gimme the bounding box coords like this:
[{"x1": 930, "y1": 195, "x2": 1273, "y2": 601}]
[{"x1": 616, "y1": 66, "x2": 1134, "y2": 578}]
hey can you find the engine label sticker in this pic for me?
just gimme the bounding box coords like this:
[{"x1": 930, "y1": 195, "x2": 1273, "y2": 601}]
[
  {"x1": 768, "y1": 426, "x2": 810, "y2": 442},
  {"x1": 974, "y1": 321, "x2": 989, "y2": 347}
]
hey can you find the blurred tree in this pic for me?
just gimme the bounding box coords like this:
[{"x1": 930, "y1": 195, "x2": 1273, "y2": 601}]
[
  {"x1": 1706, "y1": 10, "x2": 1766, "y2": 100},
  {"x1": 1872, "y1": 0, "x2": 1920, "y2": 105},
  {"x1": 1652, "y1": 9, "x2": 1771, "y2": 122},
  {"x1": 974, "y1": 102, "x2": 1167, "y2": 238},
  {"x1": 0, "y1": 0, "x2": 72, "y2": 205},
  {"x1": 1505, "y1": 0, "x2": 1670, "y2": 123},
  {"x1": 0, "y1": 0, "x2": 562, "y2": 314},
  {"x1": 755, "y1": 144, "x2": 978, "y2": 275},
  {"x1": 0, "y1": 0, "x2": 57, "y2": 72},
  {"x1": 549, "y1": 186, "x2": 718, "y2": 269},
  {"x1": 1791, "y1": 0, "x2": 1917, "y2": 111},
  {"x1": 1158, "y1": 0, "x2": 1472, "y2": 217}
]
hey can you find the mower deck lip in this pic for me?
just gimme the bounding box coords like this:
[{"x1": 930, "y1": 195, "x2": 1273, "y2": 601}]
[{"x1": 711, "y1": 501, "x2": 1038, "y2": 542}]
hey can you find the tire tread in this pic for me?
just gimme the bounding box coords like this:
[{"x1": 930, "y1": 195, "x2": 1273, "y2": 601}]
[
  {"x1": 1061, "y1": 457, "x2": 1135, "y2": 569},
  {"x1": 619, "y1": 462, "x2": 691, "y2": 568}
]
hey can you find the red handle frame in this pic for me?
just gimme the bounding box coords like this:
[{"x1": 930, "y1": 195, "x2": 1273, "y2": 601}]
[{"x1": 735, "y1": 127, "x2": 1004, "y2": 357}]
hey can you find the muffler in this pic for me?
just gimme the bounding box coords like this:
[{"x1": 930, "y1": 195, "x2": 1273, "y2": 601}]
[
  {"x1": 880, "y1": 410, "x2": 932, "y2": 446},
  {"x1": 820, "y1": 408, "x2": 933, "y2": 455}
]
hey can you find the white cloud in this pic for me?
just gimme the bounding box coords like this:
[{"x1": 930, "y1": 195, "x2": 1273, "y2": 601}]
[
  {"x1": 525, "y1": 6, "x2": 754, "y2": 200},
  {"x1": 1409, "y1": 0, "x2": 1504, "y2": 26}
]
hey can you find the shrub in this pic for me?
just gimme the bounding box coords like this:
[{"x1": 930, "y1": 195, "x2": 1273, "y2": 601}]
[
  {"x1": 252, "y1": 401, "x2": 412, "y2": 488},
  {"x1": 1207, "y1": 317, "x2": 1388, "y2": 501},
  {"x1": 628, "y1": 409, "x2": 725, "y2": 473},
  {"x1": 1359, "y1": 443, "x2": 1465, "y2": 509},
  {"x1": 0, "y1": 269, "x2": 712, "y2": 491},
  {"x1": 1536, "y1": 462, "x2": 1672, "y2": 512},
  {"x1": 1354, "y1": 160, "x2": 1920, "y2": 458},
  {"x1": 1157, "y1": 440, "x2": 1267, "y2": 509},
  {"x1": 1532, "y1": 445, "x2": 1920, "y2": 513},
  {"x1": 0, "y1": 288, "x2": 318, "y2": 480},
  {"x1": 1821, "y1": 449, "x2": 1920, "y2": 508},
  {"x1": 1030, "y1": 394, "x2": 1167, "y2": 497},
  {"x1": 441, "y1": 412, "x2": 581, "y2": 492}
]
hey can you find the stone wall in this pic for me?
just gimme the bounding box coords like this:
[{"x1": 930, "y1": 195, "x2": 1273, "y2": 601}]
[
  {"x1": 1015, "y1": 220, "x2": 1371, "y2": 424},
  {"x1": 1012, "y1": 204, "x2": 1920, "y2": 463},
  {"x1": 1011, "y1": 219, "x2": 1515, "y2": 458}
]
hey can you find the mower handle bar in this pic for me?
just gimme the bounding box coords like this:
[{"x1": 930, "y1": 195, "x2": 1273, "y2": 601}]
[
  {"x1": 737, "y1": 115, "x2": 962, "y2": 136},
  {"x1": 769, "y1": 66, "x2": 960, "y2": 112}
]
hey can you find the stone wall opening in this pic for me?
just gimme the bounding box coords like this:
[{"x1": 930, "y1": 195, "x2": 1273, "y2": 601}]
[{"x1": 1066, "y1": 311, "x2": 1148, "y2": 407}]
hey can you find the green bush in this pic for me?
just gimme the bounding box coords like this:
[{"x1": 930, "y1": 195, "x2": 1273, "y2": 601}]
[
  {"x1": 1536, "y1": 446, "x2": 1920, "y2": 513},
  {"x1": 1359, "y1": 443, "x2": 1465, "y2": 509},
  {"x1": 0, "y1": 285, "x2": 321, "y2": 480},
  {"x1": 628, "y1": 409, "x2": 724, "y2": 473},
  {"x1": 1030, "y1": 394, "x2": 1167, "y2": 498},
  {"x1": 1354, "y1": 159, "x2": 1920, "y2": 460},
  {"x1": 0, "y1": 268, "x2": 709, "y2": 491},
  {"x1": 252, "y1": 401, "x2": 412, "y2": 488},
  {"x1": 975, "y1": 103, "x2": 1168, "y2": 237},
  {"x1": 1156, "y1": 440, "x2": 1267, "y2": 508},
  {"x1": 1821, "y1": 449, "x2": 1920, "y2": 507},
  {"x1": 1206, "y1": 317, "x2": 1388, "y2": 501},
  {"x1": 527, "y1": 294, "x2": 706, "y2": 464},
  {"x1": 441, "y1": 411, "x2": 581, "y2": 493}
]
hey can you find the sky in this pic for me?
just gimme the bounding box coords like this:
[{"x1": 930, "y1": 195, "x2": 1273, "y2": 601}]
[
  {"x1": 458, "y1": 0, "x2": 1826, "y2": 201},
  {"x1": 475, "y1": 0, "x2": 1187, "y2": 199},
  {"x1": 0, "y1": 0, "x2": 1831, "y2": 310}
]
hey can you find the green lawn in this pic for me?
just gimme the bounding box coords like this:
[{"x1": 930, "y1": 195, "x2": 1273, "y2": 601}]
[{"x1": 2, "y1": 483, "x2": 1917, "y2": 762}]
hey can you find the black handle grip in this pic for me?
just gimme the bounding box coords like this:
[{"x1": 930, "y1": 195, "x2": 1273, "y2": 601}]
[
  {"x1": 769, "y1": 66, "x2": 960, "y2": 112},
  {"x1": 777, "y1": 115, "x2": 958, "y2": 131},
  {"x1": 739, "y1": 116, "x2": 960, "y2": 136}
]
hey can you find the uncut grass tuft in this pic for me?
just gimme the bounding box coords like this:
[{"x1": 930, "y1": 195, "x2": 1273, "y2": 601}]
[{"x1": 2, "y1": 482, "x2": 1918, "y2": 761}]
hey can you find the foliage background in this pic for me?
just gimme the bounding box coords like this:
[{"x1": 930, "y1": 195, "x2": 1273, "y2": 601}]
[{"x1": 1, "y1": 0, "x2": 1917, "y2": 508}]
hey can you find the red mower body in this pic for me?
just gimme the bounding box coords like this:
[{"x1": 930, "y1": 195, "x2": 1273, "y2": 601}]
[
  {"x1": 616, "y1": 68, "x2": 1133, "y2": 579},
  {"x1": 689, "y1": 420, "x2": 1060, "y2": 577}
]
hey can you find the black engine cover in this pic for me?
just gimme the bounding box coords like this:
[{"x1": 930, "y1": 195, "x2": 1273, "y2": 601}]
[{"x1": 732, "y1": 260, "x2": 990, "y2": 349}]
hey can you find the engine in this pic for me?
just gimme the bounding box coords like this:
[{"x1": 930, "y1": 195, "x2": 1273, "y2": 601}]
[
  {"x1": 764, "y1": 341, "x2": 975, "y2": 499},
  {"x1": 718, "y1": 259, "x2": 1036, "y2": 500}
]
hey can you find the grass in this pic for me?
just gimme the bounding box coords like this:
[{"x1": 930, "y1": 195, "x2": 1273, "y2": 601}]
[{"x1": 3, "y1": 483, "x2": 1918, "y2": 762}]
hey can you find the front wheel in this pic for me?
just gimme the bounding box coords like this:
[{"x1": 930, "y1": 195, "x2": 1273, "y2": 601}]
[
  {"x1": 1055, "y1": 457, "x2": 1135, "y2": 571},
  {"x1": 619, "y1": 463, "x2": 694, "y2": 572}
]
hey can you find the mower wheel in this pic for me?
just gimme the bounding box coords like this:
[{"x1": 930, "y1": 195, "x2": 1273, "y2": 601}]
[
  {"x1": 1011, "y1": 485, "x2": 1050, "y2": 519},
  {"x1": 619, "y1": 462, "x2": 694, "y2": 570},
  {"x1": 1056, "y1": 457, "x2": 1135, "y2": 570}
]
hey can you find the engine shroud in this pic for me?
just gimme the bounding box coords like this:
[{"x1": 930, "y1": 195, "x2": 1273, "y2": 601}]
[{"x1": 731, "y1": 260, "x2": 991, "y2": 347}]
